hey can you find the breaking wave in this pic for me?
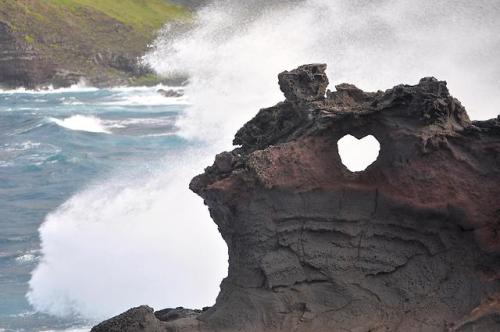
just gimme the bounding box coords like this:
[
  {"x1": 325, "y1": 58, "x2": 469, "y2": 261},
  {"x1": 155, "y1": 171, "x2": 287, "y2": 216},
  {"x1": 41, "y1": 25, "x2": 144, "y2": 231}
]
[
  {"x1": 0, "y1": 81, "x2": 98, "y2": 95},
  {"x1": 28, "y1": 150, "x2": 226, "y2": 320},
  {"x1": 99, "y1": 94, "x2": 186, "y2": 107},
  {"x1": 49, "y1": 115, "x2": 111, "y2": 134}
]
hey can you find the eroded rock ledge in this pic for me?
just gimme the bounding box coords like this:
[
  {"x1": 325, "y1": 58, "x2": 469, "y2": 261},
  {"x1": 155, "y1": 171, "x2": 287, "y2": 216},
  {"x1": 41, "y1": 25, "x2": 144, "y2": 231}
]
[{"x1": 92, "y1": 64, "x2": 500, "y2": 332}]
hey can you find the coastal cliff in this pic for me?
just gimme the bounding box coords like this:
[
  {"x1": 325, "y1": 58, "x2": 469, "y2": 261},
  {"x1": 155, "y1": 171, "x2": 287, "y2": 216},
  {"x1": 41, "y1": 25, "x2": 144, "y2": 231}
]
[
  {"x1": 92, "y1": 64, "x2": 500, "y2": 332},
  {"x1": 0, "y1": 0, "x2": 188, "y2": 89}
]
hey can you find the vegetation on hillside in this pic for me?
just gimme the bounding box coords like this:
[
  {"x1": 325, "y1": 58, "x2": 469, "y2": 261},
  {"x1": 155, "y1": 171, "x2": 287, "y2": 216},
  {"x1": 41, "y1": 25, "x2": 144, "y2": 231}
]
[
  {"x1": 51, "y1": 0, "x2": 188, "y2": 33},
  {"x1": 0, "y1": 0, "x2": 190, "y2": 87}
]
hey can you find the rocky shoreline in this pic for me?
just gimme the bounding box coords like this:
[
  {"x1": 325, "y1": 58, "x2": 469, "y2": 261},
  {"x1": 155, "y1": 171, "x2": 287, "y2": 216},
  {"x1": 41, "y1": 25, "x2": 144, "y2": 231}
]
[{"x1": 92, "y1": 64, "x2": 500, "y2": 331}]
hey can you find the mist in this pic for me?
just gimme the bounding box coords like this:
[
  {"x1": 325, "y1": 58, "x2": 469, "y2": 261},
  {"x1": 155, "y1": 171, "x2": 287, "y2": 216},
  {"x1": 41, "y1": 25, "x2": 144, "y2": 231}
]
[{"x1": 148, "y1": 0, "x2": 500, "y2": 142}]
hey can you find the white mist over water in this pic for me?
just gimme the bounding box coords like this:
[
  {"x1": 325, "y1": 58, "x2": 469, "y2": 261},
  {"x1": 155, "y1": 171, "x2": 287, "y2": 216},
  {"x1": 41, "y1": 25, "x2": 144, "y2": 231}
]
[
  {"x1": 28, "y1": 151, "x2": 227, "y2": 320},
  {"x1": 29, "y1": 0, "x2": 500, "y2": 322},
  {"x1": 147, "y1": 0, "x2": 500, "y2": 134}
]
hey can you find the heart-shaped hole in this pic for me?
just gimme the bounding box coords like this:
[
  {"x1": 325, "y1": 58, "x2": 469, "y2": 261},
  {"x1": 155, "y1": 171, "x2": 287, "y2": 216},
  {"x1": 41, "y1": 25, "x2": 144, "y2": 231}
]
[{"x1": 337, "y1": 134, "x2": 380, "y2": 172}]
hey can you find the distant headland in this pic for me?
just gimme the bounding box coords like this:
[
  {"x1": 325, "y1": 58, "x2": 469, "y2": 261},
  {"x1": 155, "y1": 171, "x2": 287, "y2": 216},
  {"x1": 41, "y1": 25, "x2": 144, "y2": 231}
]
[{"x1": 0, "y1": 0, "x2": 192, "y2": 89}]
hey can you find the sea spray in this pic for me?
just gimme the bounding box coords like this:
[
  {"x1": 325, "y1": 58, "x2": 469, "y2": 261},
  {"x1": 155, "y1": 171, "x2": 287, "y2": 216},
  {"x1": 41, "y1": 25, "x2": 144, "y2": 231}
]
[
  {"x1": 28, "y1": 148, "x2": 227, "y2": 320},
  {"x1": 29, "y1": 0, "x2": 500, "y2": 321},
  {"x1": 146, "y1": 0, "x2": 500, "y2": 131}
]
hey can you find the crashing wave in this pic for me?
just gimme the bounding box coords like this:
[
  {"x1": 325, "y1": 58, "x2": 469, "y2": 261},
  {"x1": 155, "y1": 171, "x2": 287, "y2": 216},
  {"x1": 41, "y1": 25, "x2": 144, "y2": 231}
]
[{"x1": 49, "y1": 115, "x2": 111, "y2": 134}]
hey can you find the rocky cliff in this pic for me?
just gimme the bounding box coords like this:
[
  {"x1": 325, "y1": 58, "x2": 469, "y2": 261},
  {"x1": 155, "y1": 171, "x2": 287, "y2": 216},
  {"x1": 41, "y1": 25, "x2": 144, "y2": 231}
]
[
  {"x1": 92, "y1": 64, "x2": 500, "y2": 332},
  {"x1": 0, "y1": 0, "x2": 188, "y2": 89}
]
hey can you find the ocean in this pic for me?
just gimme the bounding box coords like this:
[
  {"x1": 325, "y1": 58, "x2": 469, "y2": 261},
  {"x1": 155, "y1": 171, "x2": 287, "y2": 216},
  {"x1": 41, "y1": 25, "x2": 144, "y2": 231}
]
[{"x1": 0, "y1": 85, "x2": 194, "y2": 331}]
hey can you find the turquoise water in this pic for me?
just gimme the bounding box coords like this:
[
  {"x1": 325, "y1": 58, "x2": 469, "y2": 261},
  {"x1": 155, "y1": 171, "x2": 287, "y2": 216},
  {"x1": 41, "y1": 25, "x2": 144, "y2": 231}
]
[{"x1": 0, "y1": 86, "x2": 188, "y2": 331}]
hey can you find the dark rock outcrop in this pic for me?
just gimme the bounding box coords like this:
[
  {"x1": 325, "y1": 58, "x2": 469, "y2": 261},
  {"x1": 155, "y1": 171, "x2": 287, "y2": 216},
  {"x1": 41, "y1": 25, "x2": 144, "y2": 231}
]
[
  {"x1": 92, "y1": 64, "x2": 500, "y2": 331},
  {"x1": 278, "y1": 63, "x2": 329, "y2": 102},
  {"x1": 91, "y1": 306, "x2": 203, "y2": 332},
  {"x1": 157, "y1": 89, "x2": 184, "y2": 98},
  {"x1": 91, "y1": 306, "x2": 163, "y2": 332},
  {"x1": 0, "y1": 22, "x2": 56, "y2": 88}
]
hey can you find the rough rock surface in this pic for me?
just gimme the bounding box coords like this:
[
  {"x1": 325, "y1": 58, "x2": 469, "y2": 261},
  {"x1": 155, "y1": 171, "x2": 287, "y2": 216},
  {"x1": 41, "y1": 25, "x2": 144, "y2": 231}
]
[
  {"x1": 92, "y1": 64, "x2": 500, "y2": 331},
  {"x1": 91, "y1": 306, "x2": 203, "y2": 332},
  {"x1": 0, "y1": 22, "x2": 55, "y2": 88},
  {"x1": 157, "y1": 88, "x2": 185, "y2": 98}
]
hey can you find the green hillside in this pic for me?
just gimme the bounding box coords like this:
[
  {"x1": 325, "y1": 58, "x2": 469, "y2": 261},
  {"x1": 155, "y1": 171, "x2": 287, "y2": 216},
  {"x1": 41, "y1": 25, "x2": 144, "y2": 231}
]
[
  {"x1": 51, "y1": 0, "x2": 187, "y2": 32},
  {"x1": 0, "y1": 0, "x2": 189, "y2": 88}
]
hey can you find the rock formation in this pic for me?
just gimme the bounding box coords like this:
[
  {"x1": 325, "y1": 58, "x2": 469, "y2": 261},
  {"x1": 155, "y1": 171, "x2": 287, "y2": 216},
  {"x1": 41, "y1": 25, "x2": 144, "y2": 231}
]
[
  {"x1": 92, "y1": 64, "x2": 500, "y2": 332},
  {"x1": 0, "y1": 22, "x2": 55, "y2": 88},
  {"x1": 158, "y1": 88, "x2": 185, "y2": 98}
]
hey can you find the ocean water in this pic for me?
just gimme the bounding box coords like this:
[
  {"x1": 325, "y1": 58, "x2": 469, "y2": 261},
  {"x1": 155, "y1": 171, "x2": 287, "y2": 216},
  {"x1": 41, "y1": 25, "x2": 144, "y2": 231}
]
[{"x1": 0, "y1": 86, "x2": 190, "y2": 331}]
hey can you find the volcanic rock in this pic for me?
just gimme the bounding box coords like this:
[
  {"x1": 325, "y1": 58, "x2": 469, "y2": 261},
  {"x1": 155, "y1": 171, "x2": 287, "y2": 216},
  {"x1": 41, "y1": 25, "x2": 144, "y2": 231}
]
[
  {"x1": 0, "y1": 22, "x2": 56, "y2": 89},
  {"x1": 278, "y1": 63, "x2": 329, "y2": 102},
  {"x1": 92, "y1": 64, "x2": 500, "y2": 332}
]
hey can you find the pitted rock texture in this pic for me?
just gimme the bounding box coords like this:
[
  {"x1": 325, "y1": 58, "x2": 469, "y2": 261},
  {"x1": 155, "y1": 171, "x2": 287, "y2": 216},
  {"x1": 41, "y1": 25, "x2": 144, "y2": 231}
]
[
  {"x1": 91, "y1": 306, "x2": 204, "y2": 332},
  {"x1": 92, "y1": 64, "x2": 500, "y2": 332}
]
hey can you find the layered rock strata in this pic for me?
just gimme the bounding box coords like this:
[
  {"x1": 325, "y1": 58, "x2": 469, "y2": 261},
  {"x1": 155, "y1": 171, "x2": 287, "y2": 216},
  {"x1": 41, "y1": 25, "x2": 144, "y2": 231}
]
[{"x1": 92, "y1": 64, "x2": 500, "y2": 332}]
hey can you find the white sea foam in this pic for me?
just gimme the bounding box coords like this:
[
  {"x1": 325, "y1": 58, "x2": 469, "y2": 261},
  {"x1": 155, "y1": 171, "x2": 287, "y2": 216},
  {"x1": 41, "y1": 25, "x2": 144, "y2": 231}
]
[
  {"x1": 4, "y1": 141, "x2": 41, "y2": 152},
  {"x1": 15, "y1": 251, "x2": 40, "y2": 264},
  {"x1": 16, "y1": 254, "x2": 36, "y2": 263},
  {"x1": 99, "y1": 94, "x2": 187, "y2": 106},
  {"x1": 100, "y1": 86, "x2": 187, "y2": 106},
  {"x1": 49, "y1": 115, "x2": 111, "y2": 134},
  {"x1": 140, "y1": 133, "x2": 177, "y2": 138},
  {"x1": 0, "y1": 161, "x2": 12, "y2": 167},
  {"x1": 0, "y1": 81, "x2": 98, "y2": 95},
  {"x1": 61, "y1": 100, "x2": 85, "y2": 106},
  {"x1": 29, "y1": 0, "x2": 500, "y2": 322},
  {"x1": 103, "y1": 117, "x2": 176, "y2": 130},
  {"x1": 108, "y1": 85, "x2": 183, "y2": 93},
  {"x1": 49, "y1": 114, "x2": 177, "y2": 136},
  {"x1": 28, "y1": 150, "x2": 227, "y2": 321}
]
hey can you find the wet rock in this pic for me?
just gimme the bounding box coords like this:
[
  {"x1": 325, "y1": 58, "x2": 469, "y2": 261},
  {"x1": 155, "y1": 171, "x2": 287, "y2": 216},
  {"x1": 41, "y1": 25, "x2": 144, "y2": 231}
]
[
  {"x1": 155, "y1": 307, "x2": 201, "y2": 322},
  {"x1": 51, "y1": 69, "x2": 84, "y2": 88},
  {"x1": 91, "y1": 306, "x2": 164, "y2": 332},
  {"x1": 91, "y1": 306, "x2": 203, "y2": 332},
  {"x1": 157, "y1": 89, "x2": 184, "y2": 98}
]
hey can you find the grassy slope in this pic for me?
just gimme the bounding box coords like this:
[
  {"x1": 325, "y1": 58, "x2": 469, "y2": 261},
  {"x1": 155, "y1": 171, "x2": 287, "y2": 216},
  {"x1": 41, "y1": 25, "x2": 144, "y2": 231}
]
[
  {"x1": 0, "y1": 0, "x2": 189, "y2": 85},
  {"x1": 52, "y1": 0, "x2": 187, "y2": 33}
]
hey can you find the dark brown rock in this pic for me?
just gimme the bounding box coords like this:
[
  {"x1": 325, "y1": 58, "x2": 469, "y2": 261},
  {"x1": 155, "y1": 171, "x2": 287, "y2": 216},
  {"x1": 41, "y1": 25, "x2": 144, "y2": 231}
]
[
  {"x1": 278, "y1": 63, "x2": 329, "y2": 102},
  {"x1": 154, "y1": 307, "x2": 201, "y2": 322},
  {"x1": 93, "y1": 64, "x2": 500, "y2": 331},
  {"x1": 91, "y1": 306, "x2": 203, "y2": 332},
  {"x1": 0, "y1": 22, "x2": 56, "y2": 89},
  {"x1": 157, "y1": 89, "x2": 185, "y2": 98},
  {"x1": 91, "y1": 306, "x2": 164, "y2": 332}
]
